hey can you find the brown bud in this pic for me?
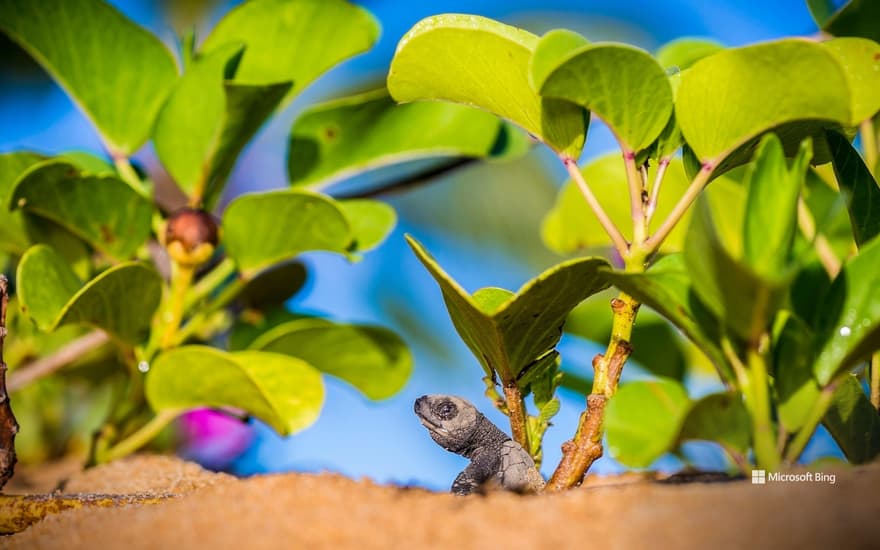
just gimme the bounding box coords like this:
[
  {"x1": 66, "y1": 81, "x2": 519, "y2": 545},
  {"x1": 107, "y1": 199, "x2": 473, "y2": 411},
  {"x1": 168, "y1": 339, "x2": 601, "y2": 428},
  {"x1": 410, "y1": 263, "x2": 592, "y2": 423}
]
[{"x1": 165, "y1": 208, "x2": 219, "y2": 266}]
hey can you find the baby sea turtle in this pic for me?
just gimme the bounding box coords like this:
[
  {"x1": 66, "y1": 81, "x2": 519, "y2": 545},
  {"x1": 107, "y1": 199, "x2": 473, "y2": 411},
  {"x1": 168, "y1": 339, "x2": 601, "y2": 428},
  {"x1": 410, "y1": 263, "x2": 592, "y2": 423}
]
[{"x1": 414, "y1": 394, "x2": 545, "y2": 495}]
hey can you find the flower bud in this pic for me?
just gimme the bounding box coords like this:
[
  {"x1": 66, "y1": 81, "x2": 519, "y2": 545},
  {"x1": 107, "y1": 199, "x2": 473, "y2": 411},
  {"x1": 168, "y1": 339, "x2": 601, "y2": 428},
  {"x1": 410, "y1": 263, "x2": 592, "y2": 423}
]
[{"x1": 165, "y1": 207, "x2": 219, "y2": 266}]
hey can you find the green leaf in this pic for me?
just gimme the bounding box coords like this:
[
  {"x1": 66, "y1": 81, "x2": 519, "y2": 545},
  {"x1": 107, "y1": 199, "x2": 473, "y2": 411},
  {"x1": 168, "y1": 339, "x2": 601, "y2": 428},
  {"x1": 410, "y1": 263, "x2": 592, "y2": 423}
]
[
  {"x1": 685, "y1": 196, "x2": 790, "y2": 343},
  {"x1": 742, "y1": 134, "x2": 813, "y2": 277},
  {"x1": 679, "y1": 391, "x2": 750, "y2": 453},
  {"x1": 808, "y1": 0, "x2": 880, "y2": 43},
  {"x1": 813, "y1": 235, "x2": 880, "y2": 384},
  {"x1": 676, "y1": 39, "x2": 850, "y2": 164},
  {"x1": 822, "y1": 38, "x2": 880, "y2": 124},
  {"x1": 10, "y1": 160, "x2": 153, "y2": 259},
  {"x1": 407, "y1": 235, "x2": 609, "y2": 382},
  {"x1": 222, "y1": 190, "x2": 351, "y2": 277},
  {"x1": 202, "y1": 0, "x2": 378, "y2": 103},
  {"x1": 337, "y1": 200, "x2": 396, "y2": 253},
  {"x1": 203, "y1": 81, "x2": 292, "y2": 208},
  {"x1": 826, "y1": 130, "x2": 880, "y2": 247},
  {"x1": 237, "y1": 262, "x2": 308, "y2": 311},
  {"x1": 774, "y1": 315, "x2": 822, "y2": 432},
  {"x1": 249, "y1": 320, "x2": 412, "y2": 400},
  {"x1": 534, "y1": 39, "x2": 673, "y2": 152},
  {"x1": 602, "y1": 254, "x2": 732, "y2": 382},
  {"x1": 0, "y1": 152, "x2": 44, "y2": 254},
  {"x1": 153, "y1": 43, "x2": 242, "y2": 195},
  {"x1": 146, "y1": 346, "x2": 324, "y2": 436},
  {"x1": 16, "y1": 245, "x2": 161, "y2": 343},
  {"x1": 542, "y1": 155, "x2": 694, "y2": 253},
  {"x1": 0, "y1": 0, "x2": 177, "y2": 154},
  {"x1": 388, "y1": 14, "x2": 587, "y2": 157},
  {"x1": 605, "y1": 378, "x2": 690, "y2": 468},
  {"x1": 287, "y1": 89, "x2": 509, "y2": 189},
  {"x1": 528, "y1": 29, "x2": 589, "y2": 92},
  {"x1": 229, "y1": 308, "x2": 319, "y2": 351},
  {"x1": 822, "y1": 374, "x2": 880, "y2": 463},
  {"x1": 655, "y1": 38, "x2": 724, "y2": 70}
]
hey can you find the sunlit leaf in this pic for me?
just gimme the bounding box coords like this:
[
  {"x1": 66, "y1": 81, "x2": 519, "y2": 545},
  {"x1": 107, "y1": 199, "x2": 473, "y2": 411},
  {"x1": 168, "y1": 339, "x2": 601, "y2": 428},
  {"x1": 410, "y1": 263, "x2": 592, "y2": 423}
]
[
  {"x1": 0, "y1": 0, "x2": 177, "y2": 154},
  {"x1": 676, "y1": 39, "x2": 850, "y2": 165},
  {"x1": 147, "y1": 346, "x2": 324, "y2": 436},
  {"x1": 202, "y1": 0, "x2": 378, "y2": 103},
  {"x1": 407, "y1": 235, "x2": 609, "y2": 383},
  {"x1": 534, "y1": 37, "x2": 673, "y2": 152},
  {"x1": 388, "y1": 14, "x2": 587, "y2": 156},
  {"x1": 250, "y1": 320, "x2": 412, "y2": 400}
]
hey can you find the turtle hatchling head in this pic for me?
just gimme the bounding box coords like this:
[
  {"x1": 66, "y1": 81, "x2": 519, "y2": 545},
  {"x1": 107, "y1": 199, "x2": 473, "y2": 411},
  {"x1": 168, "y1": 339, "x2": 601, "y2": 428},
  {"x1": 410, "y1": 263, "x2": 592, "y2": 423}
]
[{"x1": 414, "y1": 395, "x2": 480, "y2": 454}]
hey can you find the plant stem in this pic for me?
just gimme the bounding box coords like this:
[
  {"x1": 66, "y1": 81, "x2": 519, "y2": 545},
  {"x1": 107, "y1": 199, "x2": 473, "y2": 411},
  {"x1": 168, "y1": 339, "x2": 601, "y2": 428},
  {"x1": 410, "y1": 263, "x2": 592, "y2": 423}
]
[
  {"x1": 624, "y1": 152, "x2": 647, "y2": 245},
  {"x1": 112, "y1": 155, "x2": 150, "y2": 197},
  {"x1": 746, "y1": 348, "x2": 780, "y2": 471},
  {"x1": 646, "y1": 157, "x2": 670, "y2": 223},
  {"x1": 8, "y1": 330, "x2": 110, "y2": 392},
  {"x1": 145, "y1": 261, "x2": 197, "y2": 360},
  {"x1": 503, "y1": 383, "x2": 530, "y2": 455},
  {"x1": 643, "y1": 161, "x2": 714, "y2": 253},
  {"x1": 95, "y1": 409, "x2": 180, "y2": 464},
  {"x1": 870, "y1": 353, "x2": 880, "y2": 412},
  {"x1": 183, "y1": 257, "x2": 237, "y2": 314},
  {"x1": 174, "y1": 274, "x2": 246, "y2": 346},
  {"x1": 796, "y1": 199, "x2": 841, "y2": 277},
  {"x1": 860, "y1": 119, "x2": 878, "y2": 176},
  {"x1": 546, "y1": 289, "x2": 640, "y2": 491},
  {"x1": 562, "y1": 156, "x2": 630, "y2": 258},
  {"x1": 783, "y1": 381, "x2": 839, "y2": 465}
]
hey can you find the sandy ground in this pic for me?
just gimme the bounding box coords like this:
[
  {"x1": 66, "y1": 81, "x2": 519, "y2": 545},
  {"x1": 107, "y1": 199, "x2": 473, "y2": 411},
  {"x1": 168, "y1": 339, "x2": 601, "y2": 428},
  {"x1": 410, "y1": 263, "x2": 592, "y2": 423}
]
[{"x1": 3, "y1": 455, "x2": 879, "y2": 550}]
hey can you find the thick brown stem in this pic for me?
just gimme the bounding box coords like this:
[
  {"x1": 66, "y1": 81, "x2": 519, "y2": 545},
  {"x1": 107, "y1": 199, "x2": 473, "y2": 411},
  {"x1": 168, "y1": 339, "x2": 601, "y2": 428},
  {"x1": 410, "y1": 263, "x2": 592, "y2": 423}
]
[
  {"x1": 546, "y1": 294, "x2": 638, "y2": 491},
  {"x1": 503, "y1": 383, "x2": 530, "y2": 455},
  {"x1": 0, "y1": 275, "x2": 19, "y2": 490}
]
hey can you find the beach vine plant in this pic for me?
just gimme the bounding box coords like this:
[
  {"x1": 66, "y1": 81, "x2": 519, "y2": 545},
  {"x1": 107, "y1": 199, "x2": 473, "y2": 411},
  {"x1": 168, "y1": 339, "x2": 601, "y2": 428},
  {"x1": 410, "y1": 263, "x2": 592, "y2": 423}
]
[{"x1": 387, "y1": 7, "x2": 880, "y2": 489}]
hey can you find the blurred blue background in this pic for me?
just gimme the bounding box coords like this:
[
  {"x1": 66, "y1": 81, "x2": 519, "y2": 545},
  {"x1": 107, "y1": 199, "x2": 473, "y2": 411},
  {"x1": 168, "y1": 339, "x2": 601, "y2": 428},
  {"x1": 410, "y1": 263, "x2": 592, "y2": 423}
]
[{"x1": 0, "y1": 0, "x2": 839, "y2": 489}]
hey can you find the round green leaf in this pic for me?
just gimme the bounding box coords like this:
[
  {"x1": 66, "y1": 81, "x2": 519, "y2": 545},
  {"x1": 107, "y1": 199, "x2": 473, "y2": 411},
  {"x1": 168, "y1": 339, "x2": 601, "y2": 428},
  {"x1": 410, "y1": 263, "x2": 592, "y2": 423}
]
[
  {"x1": 822, "y1": 37, "x2": 880, "y2": 124},
  {"x1": 287, "y1": 89, "x2": 507, "y2": 189},
  {"x1": 222, "y1": 190, "x2": 352, "y2": 277},
  {"x1": 676, "y1": 39, "x2": 851, "y2": 164},
  {"x1": 542, "y1": 155, "x2": 694, "y2": 253},
  {"x1": 337, "y1": 199, "x2": 396, "y2": 253},
  {"x1": 0, "y1": 0, "x2": 177, "y2": 154},
  {"x1": 16, "y1": 245, "x2": 161, "y2": 344},
  {"x1": 605, "y1": 378, "x2": 690, "y2": 468},
  {"x1": 250, "y1": 320, "x2": 412, "y2": 400},
  {"x1": 388, "y1": 14, "x2": 586, "y2": 157},
  {"x1": 407, "y1": 235, "x2": 610, "y2": 382},
  {"x1": 679, "y1": 392, "x2": 750, "y2": 453},
  {"x1": 10, "y1": 160, "x2": 153, "y2": 259},
  {"x1": 202, "y1": 0, "x2": 378, "y2": 104},
  {"x1": 0, "y1": 152, "x2": 44, "y2": 254},
  {"x1": 146, "y1": 346, "x2": 324, "y2": 436},
  {"x1": 535, "y1": 41, "x2": 673, "y2": 152},
  {"x1": 655, "y1": 38, "x2": 723, "y2": 70}
]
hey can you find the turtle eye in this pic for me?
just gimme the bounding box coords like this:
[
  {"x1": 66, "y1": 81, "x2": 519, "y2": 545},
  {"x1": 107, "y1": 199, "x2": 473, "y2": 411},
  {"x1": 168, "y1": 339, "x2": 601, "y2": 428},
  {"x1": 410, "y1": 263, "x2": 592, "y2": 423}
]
[{"x1": 435, "y1": 401, "x2": 458, "y2": 420}]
